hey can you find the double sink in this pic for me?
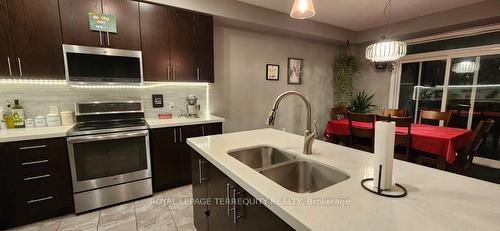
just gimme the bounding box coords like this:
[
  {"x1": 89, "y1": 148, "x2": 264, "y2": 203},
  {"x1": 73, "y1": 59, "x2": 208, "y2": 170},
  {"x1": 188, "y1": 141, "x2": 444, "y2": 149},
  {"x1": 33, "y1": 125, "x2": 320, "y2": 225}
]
[{"x1": 228, "y1": 146, "x2": 349, "y2": 193}]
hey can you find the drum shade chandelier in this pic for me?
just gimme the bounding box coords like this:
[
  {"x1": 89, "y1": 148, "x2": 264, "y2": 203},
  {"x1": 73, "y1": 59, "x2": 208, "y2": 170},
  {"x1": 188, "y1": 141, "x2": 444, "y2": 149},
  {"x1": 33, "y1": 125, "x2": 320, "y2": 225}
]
[{"x1": 365, "y1": 0, "x2": 407, "y2": 62}]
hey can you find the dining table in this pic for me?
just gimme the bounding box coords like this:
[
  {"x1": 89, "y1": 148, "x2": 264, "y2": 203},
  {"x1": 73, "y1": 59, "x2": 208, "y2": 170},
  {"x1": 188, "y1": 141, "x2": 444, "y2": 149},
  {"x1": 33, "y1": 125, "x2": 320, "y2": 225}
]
[{"x1": 323, "y1": 118, "x2": 473, "y2": 164}]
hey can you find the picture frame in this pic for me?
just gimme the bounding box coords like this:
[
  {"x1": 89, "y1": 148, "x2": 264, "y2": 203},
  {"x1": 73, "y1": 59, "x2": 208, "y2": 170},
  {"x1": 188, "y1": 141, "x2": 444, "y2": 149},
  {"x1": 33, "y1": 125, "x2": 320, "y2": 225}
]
[
  {"x1": 266, "y1": 64, "x2": 280, "y2": 80},
  {"x1": 287, "y1": 58, "x2": 303, "y2": 84}
]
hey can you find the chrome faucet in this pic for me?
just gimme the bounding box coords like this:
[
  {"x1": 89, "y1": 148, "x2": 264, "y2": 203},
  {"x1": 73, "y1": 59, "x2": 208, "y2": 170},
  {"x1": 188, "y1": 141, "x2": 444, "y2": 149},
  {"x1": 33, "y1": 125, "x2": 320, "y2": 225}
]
[{"x1": 266, "y1": 91, "x2": 316, "y2": 155}]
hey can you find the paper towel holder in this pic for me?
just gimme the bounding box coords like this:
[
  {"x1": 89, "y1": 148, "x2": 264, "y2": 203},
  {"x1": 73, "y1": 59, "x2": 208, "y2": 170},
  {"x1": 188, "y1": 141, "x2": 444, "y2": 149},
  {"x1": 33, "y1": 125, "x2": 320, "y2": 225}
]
[{"x1": 361, "y1": 164, "x2": 407, "y2": 198}]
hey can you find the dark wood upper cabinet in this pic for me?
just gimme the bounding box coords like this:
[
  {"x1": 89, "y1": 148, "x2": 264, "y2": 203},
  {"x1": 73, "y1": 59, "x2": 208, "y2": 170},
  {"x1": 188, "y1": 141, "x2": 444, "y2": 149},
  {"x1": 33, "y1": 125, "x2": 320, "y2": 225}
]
[
  {"x1": 171, "y1": 8, "x2": 195, "y2": 82},
  {"x1": 140, "y1": 2, "x2": 172, "y2": 81},
  {"x1": 5, "y1": 0, "x2": 65, "y2": 79},
  {"x1": 59, "y1": 0, "x2": 140, "y2": 50},
  {"x1": 102, "y1": 0, "x2": 140, "y2": 50},
  {"x1": 0, "y1": 0, "x2": 14, "y2": 78},
  {"x1": 194, "y1": 14, "x2": 214, "y2": 83},
  {"x1": 59, "y1": 0, "x2": 103, "y2": 47}
]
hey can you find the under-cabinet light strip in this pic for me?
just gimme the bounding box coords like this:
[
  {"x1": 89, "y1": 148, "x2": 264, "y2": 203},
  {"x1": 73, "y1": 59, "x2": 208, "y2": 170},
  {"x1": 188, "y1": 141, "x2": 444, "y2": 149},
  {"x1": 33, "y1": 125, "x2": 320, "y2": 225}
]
[{"x1": 0, "y1": 79, "x2": 209, "y2": 88}]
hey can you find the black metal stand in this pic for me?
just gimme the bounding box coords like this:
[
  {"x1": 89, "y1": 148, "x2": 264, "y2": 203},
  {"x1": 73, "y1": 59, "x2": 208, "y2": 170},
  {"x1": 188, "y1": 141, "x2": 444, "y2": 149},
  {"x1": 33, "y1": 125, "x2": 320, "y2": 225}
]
[{"x1": 361, "y1": 165, "x2": 407, "y2": 198}]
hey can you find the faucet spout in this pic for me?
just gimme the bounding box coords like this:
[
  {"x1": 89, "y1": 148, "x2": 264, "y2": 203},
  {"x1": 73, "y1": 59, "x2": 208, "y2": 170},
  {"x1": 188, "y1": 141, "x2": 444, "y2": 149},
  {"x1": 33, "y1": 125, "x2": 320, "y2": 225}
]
[{"x1": 266, "y1": 91, "x2": 316, "y2": 154}]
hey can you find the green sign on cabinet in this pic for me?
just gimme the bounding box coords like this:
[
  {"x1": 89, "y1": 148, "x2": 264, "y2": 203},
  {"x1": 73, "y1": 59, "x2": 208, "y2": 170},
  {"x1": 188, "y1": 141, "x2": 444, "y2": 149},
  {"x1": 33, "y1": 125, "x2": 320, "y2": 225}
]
[{"x1": 88, "y1": 12, "x2": 117, "y2": 33}]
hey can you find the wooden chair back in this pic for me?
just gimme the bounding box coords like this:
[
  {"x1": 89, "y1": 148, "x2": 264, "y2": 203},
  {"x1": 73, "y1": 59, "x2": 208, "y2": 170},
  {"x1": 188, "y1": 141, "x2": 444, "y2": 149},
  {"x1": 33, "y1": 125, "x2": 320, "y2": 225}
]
[
  {"x1": 331, "y1": 106, "x2": 347, "y2": 120},
  {"x1": 382, "y1": 108, "x2": 408, "y2": 117},
  {"x1": 347, "y1": 112, "x2": 375, "y2": 153},
  {"x1": 419, "y1": 110, "x2": 452, "y2": 127},
  {"x1": 376, "y1": 115, "x2": 412, "y2": 160},
  {"x1": 456, "y1": 119, "x2": 494, "y2": 172}
]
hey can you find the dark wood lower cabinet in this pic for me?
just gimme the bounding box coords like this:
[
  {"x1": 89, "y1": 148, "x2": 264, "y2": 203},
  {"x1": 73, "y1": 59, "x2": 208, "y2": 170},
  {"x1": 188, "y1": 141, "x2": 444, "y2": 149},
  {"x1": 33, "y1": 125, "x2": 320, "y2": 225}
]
[
  {"x1": 191, "y1": 151, "x2": 294, "y2": 231},
  {"x1": 0, "y1": 138, "x2": 73, "y2": 229},
  {"x1": 151, "y1": 122, "x2": 223, "y2": 192}
]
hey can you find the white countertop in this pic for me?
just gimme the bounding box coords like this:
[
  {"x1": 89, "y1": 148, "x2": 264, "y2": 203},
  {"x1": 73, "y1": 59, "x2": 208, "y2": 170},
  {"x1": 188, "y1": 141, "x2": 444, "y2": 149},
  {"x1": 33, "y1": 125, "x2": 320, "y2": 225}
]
[
  {"x1": 0, "y1": 115, "x2": 225, "y2": 143},
  {"x1": 186, "y1": 128, "x2": 500, "y2": 231},
  {"x1": 146, "y1": 115, "x2": 225, "y2": 129}
]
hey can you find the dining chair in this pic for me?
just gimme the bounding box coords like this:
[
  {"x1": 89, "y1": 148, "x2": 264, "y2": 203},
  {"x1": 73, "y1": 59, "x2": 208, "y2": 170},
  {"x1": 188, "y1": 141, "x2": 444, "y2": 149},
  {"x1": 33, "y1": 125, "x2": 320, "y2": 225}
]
[
  {"x1": 419, "y1": 110, "x2": 452, "y2": 127},
  {"x1": 382, "y1": 108, "x2": 408, "y2": 117},
  {"x1": 454, "y1": 119, "x2": 494, "y2": 173},
  {"x1": 331, "y1": 106, "x2": 347, "y2": 120},
  {"x1": 347, "y1": 112, "x2": 375, "y2": 153},
  {"x1": 376, "y1": 115, "x2": 412, "y2": 161}
]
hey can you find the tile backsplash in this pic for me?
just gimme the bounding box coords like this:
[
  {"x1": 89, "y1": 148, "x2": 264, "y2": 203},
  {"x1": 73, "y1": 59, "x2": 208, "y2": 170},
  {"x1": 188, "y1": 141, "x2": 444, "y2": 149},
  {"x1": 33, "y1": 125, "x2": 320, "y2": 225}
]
[{"x1": 0, "y1": 84, "x2": 208, "y2": 119}]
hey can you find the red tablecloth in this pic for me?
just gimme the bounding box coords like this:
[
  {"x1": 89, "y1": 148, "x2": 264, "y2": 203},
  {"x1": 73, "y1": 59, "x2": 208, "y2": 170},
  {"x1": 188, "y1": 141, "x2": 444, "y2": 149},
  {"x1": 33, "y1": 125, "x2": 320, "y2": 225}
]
[{"x1": 324, "y1": 118, "x2": 473, "y2": 164}]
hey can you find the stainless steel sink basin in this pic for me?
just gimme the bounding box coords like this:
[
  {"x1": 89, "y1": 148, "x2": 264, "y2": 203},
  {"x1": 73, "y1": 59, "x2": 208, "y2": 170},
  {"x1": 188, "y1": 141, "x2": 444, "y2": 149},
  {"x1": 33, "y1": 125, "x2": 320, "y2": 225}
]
[
  {"x1": 228, "y1": 146, "x2": 296, "y2": 169},
  {"x1": 259, "y1": 161, "x2": 350, "y2": 193}
]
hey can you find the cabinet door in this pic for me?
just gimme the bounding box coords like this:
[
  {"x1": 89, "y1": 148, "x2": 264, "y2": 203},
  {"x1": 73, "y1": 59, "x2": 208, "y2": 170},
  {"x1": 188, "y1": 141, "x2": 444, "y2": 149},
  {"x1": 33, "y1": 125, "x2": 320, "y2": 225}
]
[
  {"x1": 191, "y1": 151, "x2": 209, "y2": 231},
  {"x1": 0, "y1": 143, "x2": 8, "y2": 229},
  {"x1": 8, "y1": 0, "x2": 64, "y2": 79},
  {"x1": 170, "y1": 8, "x2": 195, "y2": 81},
  {"x1": 203, "y1": 122, "x2": 223, "y2": 136},
  {"x1": 59, "y1": 0, "x2": 103, "y2": 47},
  {"x1": 150, "y1": 127, "x2": 180, "y2": 192},
  {"x1": 102, "y1": 0, "x2": 141, "y2": 50},
  {"x1": 139, "y1": 2, "x2": 171, "y2": 81},
  {"x1": 194, "y1": 14, "x2": 214, "y2": 83},
  {"x1": 178, "y1": 125, "x2": 203, "y2": 183},
  {"x1": 0, "y1": 0, "x2": 14, "y2": 77},
  {"x1": 207, "y1": 164, "x2": 237, "y2": 231},
  {"x1": 237, "y1": 193, "x2": 293, "y2": 231}
]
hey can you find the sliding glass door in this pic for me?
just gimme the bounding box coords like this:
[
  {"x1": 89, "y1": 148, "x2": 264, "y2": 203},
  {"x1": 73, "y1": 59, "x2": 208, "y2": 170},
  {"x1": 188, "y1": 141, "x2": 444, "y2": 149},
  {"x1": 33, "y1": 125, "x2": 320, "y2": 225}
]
[{"x1": 394, "y1": 51, "x2": 500, "y2": 160}]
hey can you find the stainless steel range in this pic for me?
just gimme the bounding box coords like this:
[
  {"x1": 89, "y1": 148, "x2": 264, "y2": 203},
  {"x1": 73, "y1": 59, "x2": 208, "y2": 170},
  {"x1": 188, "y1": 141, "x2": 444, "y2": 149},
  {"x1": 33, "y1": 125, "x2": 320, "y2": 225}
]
[{"x1": 66, "y1": 101, "x2": 152, "y2": 213}]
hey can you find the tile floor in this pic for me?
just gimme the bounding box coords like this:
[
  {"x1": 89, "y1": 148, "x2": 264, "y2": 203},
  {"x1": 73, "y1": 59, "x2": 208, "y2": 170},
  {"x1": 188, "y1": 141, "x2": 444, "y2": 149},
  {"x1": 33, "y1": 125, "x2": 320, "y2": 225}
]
[{"x1": 7, "y1": 185, "x2": 196, "y2": 231}]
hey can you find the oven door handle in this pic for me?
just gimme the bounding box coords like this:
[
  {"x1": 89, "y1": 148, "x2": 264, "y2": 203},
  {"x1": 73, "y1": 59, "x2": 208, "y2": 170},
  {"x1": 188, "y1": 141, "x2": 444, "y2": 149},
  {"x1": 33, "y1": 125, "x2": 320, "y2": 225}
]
[{"x1": 67, "y1": 130, "x2": 149, "y2": 144}]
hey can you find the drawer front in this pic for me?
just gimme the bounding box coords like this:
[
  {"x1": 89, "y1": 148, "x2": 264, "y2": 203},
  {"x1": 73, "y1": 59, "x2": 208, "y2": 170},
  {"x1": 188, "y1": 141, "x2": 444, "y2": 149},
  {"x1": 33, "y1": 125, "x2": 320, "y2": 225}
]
[{"x1": 13, "y1": 138, "x2": 61, "y2": 163}]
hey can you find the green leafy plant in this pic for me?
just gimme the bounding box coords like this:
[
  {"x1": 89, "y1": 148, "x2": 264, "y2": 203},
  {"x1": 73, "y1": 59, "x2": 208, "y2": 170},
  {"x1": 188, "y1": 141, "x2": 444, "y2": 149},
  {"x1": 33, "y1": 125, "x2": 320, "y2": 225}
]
[
  {"x1": 349, "y1": 91, "x2": 376, "y2": 113},
  {"x1": 334, "y1": 53, "x2": 358, "y2": 106}
]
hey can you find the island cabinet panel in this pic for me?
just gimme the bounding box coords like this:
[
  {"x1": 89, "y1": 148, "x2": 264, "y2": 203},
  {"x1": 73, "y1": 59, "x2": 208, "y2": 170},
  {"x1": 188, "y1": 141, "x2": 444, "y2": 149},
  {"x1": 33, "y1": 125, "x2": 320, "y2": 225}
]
[
  {"x1": 3, "y1": 0, "x2": 65, "y2": 79},
  {"x1": 0, "y1": 143, "x2": 7, "y2": 229},
  {"x1": 194, "y1": 13, "x2": 214, "y2": 83},
  {"x1": 151, "y1": 123, "x2": 222, "y2": 192},
  {"x1": 191, "y1": 150, "x2": 293, "y2": 231},
  {"x1": 0, "y1": 0, "x2": 13, "y2": 77},
  {"x1": 139, "y1": 1, "x2": 172, "y2": 81},
  {"x1": 191, "y1": 151, "x2": 209, "y2": 231},
  {"x1": 59, "y1": 0, "x2": 140, "y2": 50},
  {"x1": 0, "y1": 138, "x2": 73, "y2": 229}
]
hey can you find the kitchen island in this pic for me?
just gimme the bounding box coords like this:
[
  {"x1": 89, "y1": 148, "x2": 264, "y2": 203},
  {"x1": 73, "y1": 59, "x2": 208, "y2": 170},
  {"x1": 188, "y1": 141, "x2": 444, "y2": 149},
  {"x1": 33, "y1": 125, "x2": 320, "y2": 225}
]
[{"x1": 187, "y1": 128, "x2": 500, "y2": 231}]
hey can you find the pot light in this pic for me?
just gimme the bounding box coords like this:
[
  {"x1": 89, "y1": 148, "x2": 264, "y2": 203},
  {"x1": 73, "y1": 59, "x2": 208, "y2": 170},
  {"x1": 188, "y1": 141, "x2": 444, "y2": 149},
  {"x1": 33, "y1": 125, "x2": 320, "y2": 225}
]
[{"x1": 290, "y1": 0, "x2": 315, "y2": 19}]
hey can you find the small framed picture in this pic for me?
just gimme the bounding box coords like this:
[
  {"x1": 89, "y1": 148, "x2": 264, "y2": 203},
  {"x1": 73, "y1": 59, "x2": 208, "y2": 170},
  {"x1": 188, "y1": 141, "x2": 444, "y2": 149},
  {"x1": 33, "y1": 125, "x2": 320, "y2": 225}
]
[
  {"x1": 266, "y1": 64, "x2": 280, "y2": 80},
  {"x1": 287, "y1": 58, "x2": 303, "y2": 84}
]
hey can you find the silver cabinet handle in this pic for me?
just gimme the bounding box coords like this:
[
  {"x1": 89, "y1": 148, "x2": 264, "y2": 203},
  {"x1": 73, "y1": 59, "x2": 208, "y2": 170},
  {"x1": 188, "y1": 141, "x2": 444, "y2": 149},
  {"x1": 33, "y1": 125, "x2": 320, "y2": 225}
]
[
  {"x1": 106, "y1": 32, "x2": 110, "y2": 47},
  {"x1": 197, "y1": 67, "x2": 200, "y2": 81},
  {"x1": 24, "y1": 174, "x2": 51, "y2": 181},
  {"x1": 99, "y1": 31, "x2": 103, "y2": 45},
  {"x1": 7, "y1": 57, "x2": 12, "y2": 76},
  {"x1": 22, "y1": 159, "x2": 49, "y2": 166},
  {"x1": 27, "y1": 196, "x2": 53, "y2": 204},
  {"x1": 173, "y1": 129, "x2": 177, "y2": 143},
  {"x1": 198, "y1": 159, "x2": 208, "y2": 184},
  {"x1": 167, "y1": 65, "x2": 170, "y2": 80},
  {"x1": 17, "y1": 57, "x2": 22, "y2": 76},
  {"x1": 173, "y1": 65, "x2": 176, "y2": 80},
  {"x1": 19, "y1": 145, "x2": 47, "y2": 150},
  {"x1": 202, "y1": 125, "x2": 205, "y2": 136},
  {"x1": 232, "y1": 189, "x2": 244, "y2": 224},
  {"x1": 226, "y1": 183, "x2": 234, "y2": 216},
  {"x1": 179, "y1": 128, "x2": 183, "y2": 142}
]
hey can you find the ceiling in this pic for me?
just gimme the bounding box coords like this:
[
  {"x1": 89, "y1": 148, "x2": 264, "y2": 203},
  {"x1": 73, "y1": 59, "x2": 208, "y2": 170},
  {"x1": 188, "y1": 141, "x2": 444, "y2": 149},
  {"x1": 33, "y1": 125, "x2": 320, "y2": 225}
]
[{"x1": 236, "y1": 0, "x2": 487, "y2": 31}]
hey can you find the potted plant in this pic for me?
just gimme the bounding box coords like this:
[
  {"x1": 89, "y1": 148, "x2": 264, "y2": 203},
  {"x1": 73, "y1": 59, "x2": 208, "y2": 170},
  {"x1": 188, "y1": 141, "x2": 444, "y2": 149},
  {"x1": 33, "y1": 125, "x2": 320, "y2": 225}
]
[
  {"x1": 349, "y1": 91, "x2": 376, "y2": 113},
  {"x1": 334, "y1": 53, "x2": 358, "y2": 107}
]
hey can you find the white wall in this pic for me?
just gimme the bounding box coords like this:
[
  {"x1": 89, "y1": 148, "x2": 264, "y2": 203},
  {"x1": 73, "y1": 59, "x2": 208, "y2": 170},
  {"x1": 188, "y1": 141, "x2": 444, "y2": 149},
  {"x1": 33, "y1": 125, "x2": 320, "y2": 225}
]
[{"x1": 210, "y1": 26, "x2": 338, "y2": 134}]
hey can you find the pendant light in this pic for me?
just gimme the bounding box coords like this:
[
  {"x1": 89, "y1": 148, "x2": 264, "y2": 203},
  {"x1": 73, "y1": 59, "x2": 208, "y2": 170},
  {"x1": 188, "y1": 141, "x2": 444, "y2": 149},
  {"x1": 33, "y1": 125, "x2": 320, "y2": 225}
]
[
  {"x1": 365, "y1": 0, "x2": 407, "y2": 62},
  {"x1": 290, "y1": 0, "x2": 316, "y2": 19},
  {"x1": 452, "y1": 61, "x2": 476, "y2": 74}
]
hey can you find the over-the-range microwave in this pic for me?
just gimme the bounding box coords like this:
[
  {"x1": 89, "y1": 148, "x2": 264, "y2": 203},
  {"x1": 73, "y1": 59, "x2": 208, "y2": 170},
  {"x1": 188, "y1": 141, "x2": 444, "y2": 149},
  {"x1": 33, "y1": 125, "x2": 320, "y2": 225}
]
[{"x1": 63, "y1": 44, "x2": 143, "y2": 84}]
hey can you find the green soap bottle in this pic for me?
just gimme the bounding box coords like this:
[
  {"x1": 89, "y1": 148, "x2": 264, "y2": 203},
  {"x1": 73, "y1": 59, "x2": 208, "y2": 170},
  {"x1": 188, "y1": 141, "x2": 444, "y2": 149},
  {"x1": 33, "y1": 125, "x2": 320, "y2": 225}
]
[{"x1": 12, "y1": 99, "x2": 25, "y2": 128}]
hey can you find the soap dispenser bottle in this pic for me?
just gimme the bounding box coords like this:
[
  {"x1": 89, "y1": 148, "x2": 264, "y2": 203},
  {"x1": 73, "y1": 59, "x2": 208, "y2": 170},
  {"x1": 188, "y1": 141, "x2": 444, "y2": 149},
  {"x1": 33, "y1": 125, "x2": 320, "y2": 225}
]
[
  {"x1": 12, "y1": 99, "x2": 25, "y2": 128},
  {"x1": 4, "y1": 101, "x2": 15, "y2": 129}
]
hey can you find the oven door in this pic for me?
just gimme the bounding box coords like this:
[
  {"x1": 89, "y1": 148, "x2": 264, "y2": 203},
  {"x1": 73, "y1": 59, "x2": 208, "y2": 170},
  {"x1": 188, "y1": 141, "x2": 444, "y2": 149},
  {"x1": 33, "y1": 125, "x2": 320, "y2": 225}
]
[{"x1": 67, "y1": 130, "x2": 151, "y2": 193}]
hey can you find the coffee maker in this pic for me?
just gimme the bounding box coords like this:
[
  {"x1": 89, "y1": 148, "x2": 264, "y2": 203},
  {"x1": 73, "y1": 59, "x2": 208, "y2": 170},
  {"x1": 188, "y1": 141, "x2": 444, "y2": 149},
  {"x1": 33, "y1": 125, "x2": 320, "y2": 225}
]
[{"x1": 186, "y1": 95, "x2": 200, "y2": 118}]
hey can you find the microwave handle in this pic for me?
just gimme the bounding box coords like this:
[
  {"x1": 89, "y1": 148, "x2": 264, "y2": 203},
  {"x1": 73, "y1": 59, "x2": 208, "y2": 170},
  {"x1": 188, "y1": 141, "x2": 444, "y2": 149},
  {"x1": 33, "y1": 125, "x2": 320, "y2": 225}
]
[{"x1": 67, "y1": 130, "x2": 149, "y2": 144}]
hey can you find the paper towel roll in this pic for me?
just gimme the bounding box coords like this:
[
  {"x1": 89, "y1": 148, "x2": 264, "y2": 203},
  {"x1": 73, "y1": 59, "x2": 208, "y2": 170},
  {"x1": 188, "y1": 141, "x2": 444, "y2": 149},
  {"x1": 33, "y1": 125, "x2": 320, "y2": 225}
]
[{"x1": 373, "y1": 121, "x2": 396, "y2": 190}]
